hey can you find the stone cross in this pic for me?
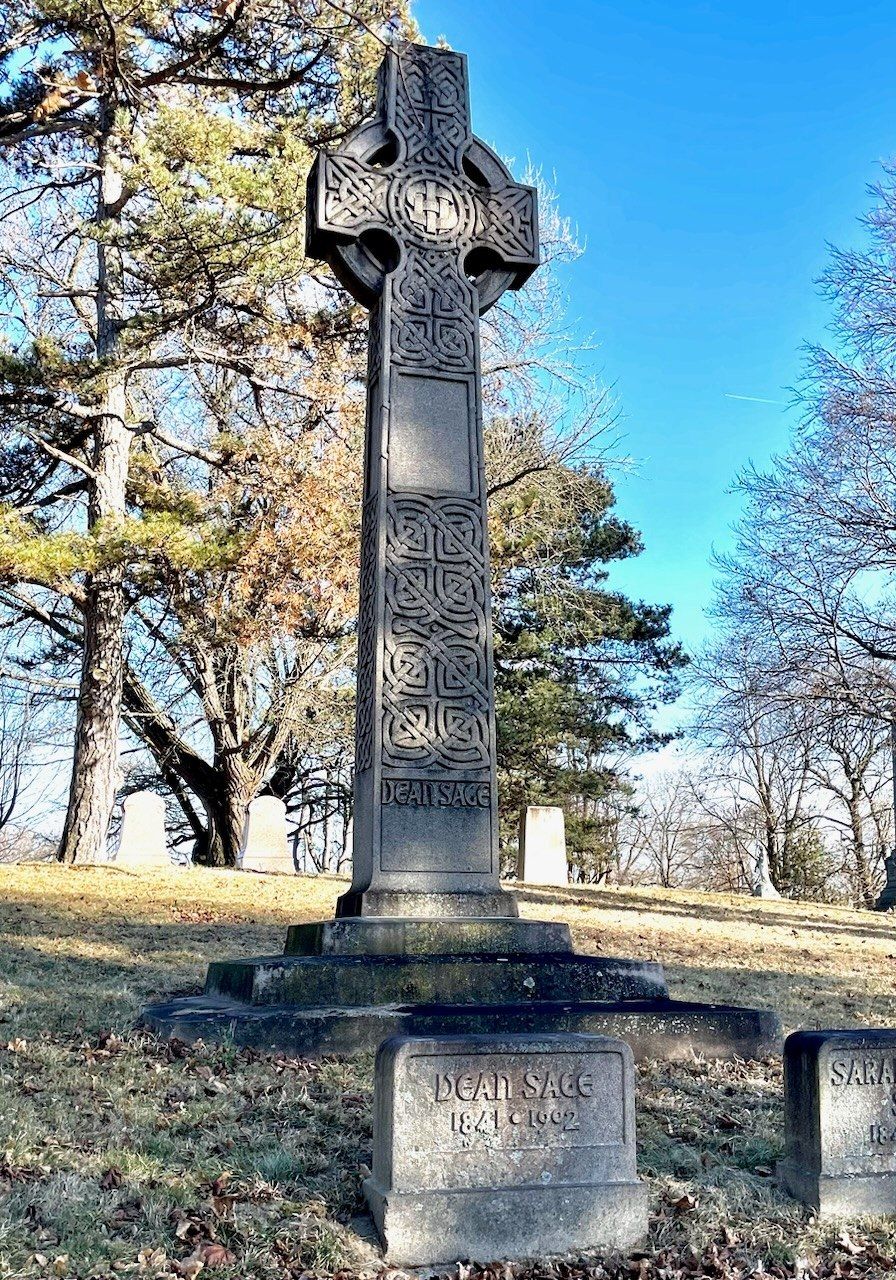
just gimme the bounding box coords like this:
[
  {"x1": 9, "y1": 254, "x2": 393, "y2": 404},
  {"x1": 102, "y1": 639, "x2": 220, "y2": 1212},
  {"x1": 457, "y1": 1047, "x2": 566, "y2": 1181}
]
[{"x1": 306, "y1": 42, "x2": 538, "y2": 919}]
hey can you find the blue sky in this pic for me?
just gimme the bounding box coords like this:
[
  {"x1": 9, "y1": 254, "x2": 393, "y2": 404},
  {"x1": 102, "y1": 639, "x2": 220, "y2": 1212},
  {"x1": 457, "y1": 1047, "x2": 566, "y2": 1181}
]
[{"x1": 417, "y1": 0, "x2": 896, "y2": 656}]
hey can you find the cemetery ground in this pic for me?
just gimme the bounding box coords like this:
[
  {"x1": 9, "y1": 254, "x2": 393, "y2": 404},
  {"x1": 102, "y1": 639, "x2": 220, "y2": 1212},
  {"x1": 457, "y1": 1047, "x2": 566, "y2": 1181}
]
[{"x1": 2, "y1": 871, "x2": 896, "y2": 1280}]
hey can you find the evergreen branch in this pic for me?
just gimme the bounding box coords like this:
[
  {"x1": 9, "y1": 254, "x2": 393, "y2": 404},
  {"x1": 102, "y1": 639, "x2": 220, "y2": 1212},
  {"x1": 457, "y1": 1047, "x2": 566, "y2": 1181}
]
[{"x1": 137, "y1": 2, "x2": 248, "y2": 89}]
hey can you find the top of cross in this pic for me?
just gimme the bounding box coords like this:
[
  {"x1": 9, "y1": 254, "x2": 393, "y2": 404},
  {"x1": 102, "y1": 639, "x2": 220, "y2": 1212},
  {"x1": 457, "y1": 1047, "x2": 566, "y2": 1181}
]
[{"x1": 306, "y1": 42, "x2": 538, "y2": 313}]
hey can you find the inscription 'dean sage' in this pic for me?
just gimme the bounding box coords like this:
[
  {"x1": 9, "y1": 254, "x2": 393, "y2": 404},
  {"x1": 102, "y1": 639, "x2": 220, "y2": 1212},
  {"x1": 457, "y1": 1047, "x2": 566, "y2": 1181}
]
[
  {"x1": 381, "y1": 778, "x2": 490, "y2": 808},
  {"x1": 433, "y1": 1067, "x2": 596, "y2": 1139},
  {"x1": 829, "y1": 1054, "x2": 896, "y2": 1148}
]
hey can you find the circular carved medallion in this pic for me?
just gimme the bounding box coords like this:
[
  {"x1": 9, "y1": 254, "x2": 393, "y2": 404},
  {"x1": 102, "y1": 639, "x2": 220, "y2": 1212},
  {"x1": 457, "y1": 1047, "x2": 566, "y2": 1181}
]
[{"x1": 398, "y1": 175, "x2": 468, "y2": 241}]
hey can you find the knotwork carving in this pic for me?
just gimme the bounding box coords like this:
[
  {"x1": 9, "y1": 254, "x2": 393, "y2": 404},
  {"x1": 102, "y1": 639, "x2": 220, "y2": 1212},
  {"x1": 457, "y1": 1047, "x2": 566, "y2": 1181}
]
[
  {"x1": 393, "y1": 47, "x2": 468, "y2": 168},
  {"x1": 305, "y1": 42, "x2": 540, "y2": 905},
  {"x1": 392, "y1": 246, "x2": 475, "y2": 372},
  {"x1": 381, "y1": 496, "x2": 490, "y2": 770},
  {"x1": 354, "y1": 492, "x2": 379, "y2": 774},
  {"x1": 322, "y1": 155, "x2": 389, "y2": 233}
]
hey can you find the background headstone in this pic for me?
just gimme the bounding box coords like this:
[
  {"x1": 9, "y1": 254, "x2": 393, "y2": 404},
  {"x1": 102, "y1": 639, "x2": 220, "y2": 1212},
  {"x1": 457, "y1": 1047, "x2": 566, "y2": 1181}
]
[
  {"x1": 752, "y1": 845, "x2": 781, "y2": 900},
  {"x1": 116, "y1": 791, "x2": 169, "y2": 868},
  {"x1": 517, "y1": 806, "x2": 568, "y2": 887},
  {"x1": 238, "y1": 796, "x2": 292, "y2": 874},
  {"x1": 779, "y1": 1028, "x2": 896, "y2": 1215},
  {"x1": 875, "y1": 851, "x2": 896, "y2": 911},
  {"x1": 364, "y1": 1033, "x2": 647, "y2": 1264}
]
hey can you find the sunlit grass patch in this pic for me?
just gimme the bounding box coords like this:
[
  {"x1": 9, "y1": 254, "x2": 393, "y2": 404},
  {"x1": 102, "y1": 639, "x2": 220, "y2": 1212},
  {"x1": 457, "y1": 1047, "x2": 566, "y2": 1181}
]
[{"x1": 2, "y1": 866, "x2": 896, "y2": 1276}]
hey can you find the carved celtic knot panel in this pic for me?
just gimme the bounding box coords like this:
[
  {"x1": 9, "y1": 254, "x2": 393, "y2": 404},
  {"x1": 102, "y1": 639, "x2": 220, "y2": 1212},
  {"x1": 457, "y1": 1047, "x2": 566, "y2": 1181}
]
[
  {"x1": 381, "y1": 495, "x2": 490, "y2": 771},
  {"x1": 322, "y1": 155, "x2": 389, "y2": 233},
  {"x1": 354, "y1": 491, "x2": 379, "y2": 774},
  {"x1": 393, "y1": 47, "x2": 469, "y2": 168},
  {"x1": 391, "y1": 246, "x2": 476, "y2": 373}
]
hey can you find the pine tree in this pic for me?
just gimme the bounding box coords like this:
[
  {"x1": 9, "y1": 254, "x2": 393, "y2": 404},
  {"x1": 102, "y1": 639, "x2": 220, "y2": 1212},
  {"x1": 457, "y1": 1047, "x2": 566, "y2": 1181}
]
[{"x1": 0, "y1": 0, "x2": 410, "y2": 862}]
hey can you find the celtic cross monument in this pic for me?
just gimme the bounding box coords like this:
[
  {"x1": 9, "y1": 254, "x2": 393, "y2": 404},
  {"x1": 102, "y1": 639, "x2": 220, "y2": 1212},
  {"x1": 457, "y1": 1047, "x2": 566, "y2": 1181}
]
[
  {"x1": 306, "y1": 41, "x2": 538, "y2": 919},
  {"x1": 143, "y1": 41, "x2": 779, "y2": 1070}
]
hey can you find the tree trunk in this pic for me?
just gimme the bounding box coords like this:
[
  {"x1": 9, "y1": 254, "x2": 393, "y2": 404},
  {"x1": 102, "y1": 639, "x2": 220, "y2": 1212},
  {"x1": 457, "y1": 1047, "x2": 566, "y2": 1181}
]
[
  {"x1": 192, "y1": 757, "x2": 253, "y2": 867},
  {"x1": 847, "y1": 777, "x2": 875, "y2": 908},
  {"x1": 58, "y1": 105, "x2": 130, "y2": 865}
]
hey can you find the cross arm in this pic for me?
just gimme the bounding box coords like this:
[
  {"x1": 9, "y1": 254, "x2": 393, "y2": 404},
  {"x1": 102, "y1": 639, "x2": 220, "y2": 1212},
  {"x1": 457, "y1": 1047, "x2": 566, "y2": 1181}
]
[
  {"x1": 306, "y1": 151, "x2": 391, "y2": 302},
  {"x1": 473, "y1": 181, "x2": 539, "y2": 290}
]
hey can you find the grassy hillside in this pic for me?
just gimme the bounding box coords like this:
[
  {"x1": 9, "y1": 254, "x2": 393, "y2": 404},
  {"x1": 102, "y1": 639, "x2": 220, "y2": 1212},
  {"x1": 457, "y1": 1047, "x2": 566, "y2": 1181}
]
[{"x1": 1, "y1": 866, "x2": 896, "y2": 1279}]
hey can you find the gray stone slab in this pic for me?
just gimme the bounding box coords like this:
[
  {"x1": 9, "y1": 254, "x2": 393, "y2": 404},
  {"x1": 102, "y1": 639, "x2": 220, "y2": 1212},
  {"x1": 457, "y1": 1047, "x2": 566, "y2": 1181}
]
[
  {"x1": 364, "y1": 1033, "x2": 647, "y2": 1263},
  {"x1": 518, "y1": 806, "x2": 568, "y2": 887},
  {"x1": 206, "y1": 951, "x2": 667, "y2": 1008},
  {"x1": 285, "y1": 917, "x2": 573, "y2": 956},
  {"x1": 238, "y1": 796, "x2": 292, "y2": 875},
  {"x1": 116, "y1": 790, "x2": 169, "y2": 867},
  {"x1": 140, "y1": 996, "x2": 782, "y2": 1063},
  {"x1": 779, "y1": 1029, "x2": 896, "y2": 1216}
]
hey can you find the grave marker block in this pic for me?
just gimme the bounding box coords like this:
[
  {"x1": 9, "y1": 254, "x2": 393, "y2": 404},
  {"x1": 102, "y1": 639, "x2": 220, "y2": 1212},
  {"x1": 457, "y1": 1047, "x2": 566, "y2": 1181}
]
[
  {"x1": 779, "y1": 1029, "x2": 896, "y2": 1216},
  {"x1": 116, "y1": 791, "x2": 168, "y2": 867},
  {"x1": 238, "y1": 796, "x2": 292, "y2": 874},
  {"x1": 518, "y1": 806, "x2": 568, "y2": 887},
  {"x1": 364, "y1": 1033, "x2": 647, "y2": 1264}
]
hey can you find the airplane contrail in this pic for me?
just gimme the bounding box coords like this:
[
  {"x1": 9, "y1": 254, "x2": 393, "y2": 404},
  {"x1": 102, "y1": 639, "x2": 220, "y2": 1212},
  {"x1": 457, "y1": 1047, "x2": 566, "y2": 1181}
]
[{"x1": 724, "y1": 393, "x2": 786, "y2": 405}]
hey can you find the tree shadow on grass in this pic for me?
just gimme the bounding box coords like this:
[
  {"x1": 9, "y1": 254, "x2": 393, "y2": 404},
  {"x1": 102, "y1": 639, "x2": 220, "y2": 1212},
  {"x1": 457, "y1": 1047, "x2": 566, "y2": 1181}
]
[{"x1": 2, "y1": 900, "x2": 896, "y2": 1041}]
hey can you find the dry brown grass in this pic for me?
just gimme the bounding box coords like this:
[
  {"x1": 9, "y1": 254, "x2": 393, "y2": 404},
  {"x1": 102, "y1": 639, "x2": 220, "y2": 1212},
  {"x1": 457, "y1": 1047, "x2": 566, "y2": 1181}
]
[{"x1": 1, "y1": 865, "x2": 896, "y2": 1280}]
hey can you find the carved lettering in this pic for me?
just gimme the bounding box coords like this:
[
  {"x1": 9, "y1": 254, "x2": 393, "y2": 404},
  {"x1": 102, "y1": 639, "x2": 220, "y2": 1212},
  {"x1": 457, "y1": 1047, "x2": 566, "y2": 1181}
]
[
  {"x1": 830, "y1": 1056, "x2": 896, "y2": 1087},
  {"x1": 382, "y1": 778, "x2": 490, "y2": 808}
]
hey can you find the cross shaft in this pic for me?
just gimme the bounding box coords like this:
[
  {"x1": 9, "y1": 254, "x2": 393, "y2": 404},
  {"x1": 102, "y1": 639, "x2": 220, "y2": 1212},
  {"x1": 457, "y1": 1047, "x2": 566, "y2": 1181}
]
[{"x1": 306, "y1": 42, "x2": 538, "y2": 919}]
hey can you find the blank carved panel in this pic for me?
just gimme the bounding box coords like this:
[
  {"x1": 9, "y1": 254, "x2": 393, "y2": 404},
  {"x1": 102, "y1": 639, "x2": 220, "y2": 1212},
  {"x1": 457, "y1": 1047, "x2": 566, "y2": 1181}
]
[{"x1": 389, "y1": 373, "x2": 474, "y2": 495}]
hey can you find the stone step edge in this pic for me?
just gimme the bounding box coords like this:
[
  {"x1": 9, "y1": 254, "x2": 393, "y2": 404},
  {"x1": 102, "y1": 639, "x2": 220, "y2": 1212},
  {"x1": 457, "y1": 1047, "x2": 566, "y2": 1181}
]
[{"x1": 139, "y1": 995, "x2": 782, "y2": 1063}]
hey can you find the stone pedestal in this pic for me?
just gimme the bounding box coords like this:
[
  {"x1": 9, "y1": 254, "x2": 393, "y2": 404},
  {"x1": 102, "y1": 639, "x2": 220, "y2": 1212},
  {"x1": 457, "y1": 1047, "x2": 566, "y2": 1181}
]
[
  {"x1": 779, "y1": 1029, "x2": 896, "y2": 1215},
  {"x1": 238, "y1": 796, "x2": 292, "y2": 874},
  {"x1": 116, "y1": 791, "x2": 168, "y2": 868},
  {"x1": 518, "y1": 806, "x2": 568, "y2": 887},
  {"x1": 141, "y1": 915, "x2": 781, "y2": 1062},
  {"x1": 364, "y1": 1034, "x2": 647, "y2": 1264}
]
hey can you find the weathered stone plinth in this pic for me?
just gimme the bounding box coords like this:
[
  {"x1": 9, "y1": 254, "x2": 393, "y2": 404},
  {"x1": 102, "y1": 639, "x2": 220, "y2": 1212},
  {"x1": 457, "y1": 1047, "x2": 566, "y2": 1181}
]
[
  {"x1": 285, "y1": 917, "x2": 573, "y2": 956},
  {"x1": 140, "y1": 915, "x2": 781, "y2": 1062},
  {"x1": 365, "y1": 1034, "x2": 648, "y2": 1264}
]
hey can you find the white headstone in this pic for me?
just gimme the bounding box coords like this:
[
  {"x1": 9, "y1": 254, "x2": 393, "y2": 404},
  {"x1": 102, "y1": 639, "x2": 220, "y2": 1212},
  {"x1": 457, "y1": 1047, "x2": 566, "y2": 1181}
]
[
  {"x1": 517, "y1": 806, "x2": 568, "y2": 887},
  {"x1": 238, "y1": 795, "x2": 292, "y2": 874},
  {"x1": 752, "y1": 844, "x2": 781, "y2": 899},
  {"x1": 116, "y1": 790, "x2": 169, "y2": 867}
]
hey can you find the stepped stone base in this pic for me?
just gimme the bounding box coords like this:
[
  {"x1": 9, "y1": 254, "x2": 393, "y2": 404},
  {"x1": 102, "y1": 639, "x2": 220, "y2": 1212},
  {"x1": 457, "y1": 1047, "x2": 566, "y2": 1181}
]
[
  {"x1": 140, "y1": 915, "x2": 781, "y2": 1062},
  {"x1": 140, "y1": 994, "x2": 781, "y2": 1062},
  {"x1": 206, "y1": 951, "x2": 666, "y2": 1008},
  {"x1": 285, "y1": 917, "x2": 573, "y2": 956}
]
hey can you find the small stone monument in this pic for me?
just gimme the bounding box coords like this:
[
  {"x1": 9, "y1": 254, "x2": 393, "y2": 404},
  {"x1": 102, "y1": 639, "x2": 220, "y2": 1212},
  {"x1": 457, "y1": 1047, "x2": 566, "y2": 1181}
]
[
  {"x1": 752, "y1": 844, "x2": 780, "y2": 900},
  {"x1": 518, "y1": 806, "x2": 568, "y2": 887},
  {"x1": 875, "y1": 850, "x2": 896, "y2": 911},
  {"x1": 779, "y1": 1029, "x2": 896, "y2": 1215},
  {"x1": 115, "y1": 791, "x2": 169, "y2": 867},
  {"x1": 238, "y1": 796, "x2": 292, "y2": 874},
  {"x1": 364, "y1": 1033, "x2": 647, "y2": 1264}
]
